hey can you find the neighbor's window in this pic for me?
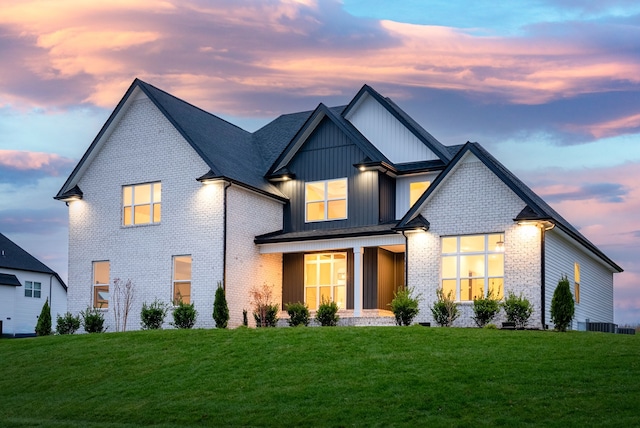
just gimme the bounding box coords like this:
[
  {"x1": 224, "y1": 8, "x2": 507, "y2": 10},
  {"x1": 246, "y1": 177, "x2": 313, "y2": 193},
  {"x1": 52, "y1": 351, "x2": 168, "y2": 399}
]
[
  {"x1": 305, "y1": 179, "x2": 347, "y2": 222},
  {"x1": 93, "y1": 261, "x2": 110, "y2": 308},
  {"x1": 304, "y1": 253, "x2": 347, "y2": 310},
  {"x1": 123, "y1": 182, "x2": 161, "y2": 226},
  {"x1": 409, "y1": 181, "x2": 430, "y2": 206},
  {"x1": 173, "y1": 255, "x2": 192, "y2": 304},
  {"x1": 24, "y1": 281, "x2": 42, "y2": 298},
  {"x1": 574, "y1": 262, "x2": 581, "y2": 304},
  {"x1": 441, "y1": 234, "x2": 504, "y2": 301}
]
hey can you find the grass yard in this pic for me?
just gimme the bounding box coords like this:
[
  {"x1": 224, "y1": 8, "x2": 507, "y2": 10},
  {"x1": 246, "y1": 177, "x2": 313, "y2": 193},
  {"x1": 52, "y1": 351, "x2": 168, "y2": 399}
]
[{"x1": 0, "y1": 327, "x2": 638, "y2": 427}]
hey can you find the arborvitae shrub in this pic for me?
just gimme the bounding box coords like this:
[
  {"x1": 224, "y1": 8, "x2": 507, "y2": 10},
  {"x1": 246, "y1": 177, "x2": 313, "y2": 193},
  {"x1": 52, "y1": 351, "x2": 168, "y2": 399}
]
[
  {"x1": 213, "y1": 283, "x2": 229, "y2": 329},
  {"x1": 431, "y1": 288, "x2": 460, "y2": 327},
  {"x1": 389, "y1": 287, "x2": 421, "y2": 326},
  {"x1": 81, "y1": 307, "x2": 106, "y2": 333},
  {"x1": 56, "y1": 312, "x2": 81, "y2": 335},
  {"x1": 315, "y1": 299, "x2": 339, "y2": 327},
  {"x1": 472, "y1": 289, "x2": 501, "y2": 328},
  {"x1": 501, "y1": 292, "x2": 534, "y2": 329},
  {"x1": 242, "y1": 309, "x2": 248, "y2": 327},
  {"x1": 551, "y1": 275, "x2": 575, "y2": 332},
  {"x1": 140, "y1": 299, "x2": 169, "y2": 330},
  {"x1": 286, "y1": 302, "x2": 310, "y2": 327},
  {"x1": 35, "y1": 298, "x2": 52, "y2": 336},
  {"x1": 172, "y1": 299, "x2": 197, "y2": 329}
]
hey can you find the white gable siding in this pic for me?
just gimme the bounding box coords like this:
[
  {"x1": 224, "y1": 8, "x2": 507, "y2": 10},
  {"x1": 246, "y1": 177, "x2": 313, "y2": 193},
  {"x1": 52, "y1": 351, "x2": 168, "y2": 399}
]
[
  {"x1": 407, "y1": 153, "x2": 543, "y2": 328},
  {"x1": 67, "y1": 95, "x2": 225, "y2": 331},
  {"x1": 544, "y1": 229, "x2": 614, "y2": 329},
  {"x1": 395, "y1": 172, "x2": 440, "y2": 219},
  {"x1": 225, "y1": 185, "x2": 283, "y2": 327},
  {"x1": 346, "y1": 94, "x2": 438, "y2": 163}
]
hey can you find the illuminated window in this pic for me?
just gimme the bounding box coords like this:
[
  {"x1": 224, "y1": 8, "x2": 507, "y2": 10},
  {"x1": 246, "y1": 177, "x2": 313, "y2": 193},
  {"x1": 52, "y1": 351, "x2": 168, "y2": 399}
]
[
  {"x1": 93, "y1": 261, "x2": 110, "y2": 308},
  {"x1": 305, "y1": 179, "x2": 347, "y2": 222},
  {"x1": 24, "y1": 281, "x2": 41, "y2": 298},
  {"x1": 173, "y1": 255, "x2": 192, "y2": 304},
  {"x1": 409, "y1": 181, "x2": 430, "y2": 206},
  {"x1": 441, "y1": 234, "x2": 504, "y2": 301},
  {"x1": 574, "y1": 262, "x2": 580, "y2": 304},
  {"x1": 304, "y1": 253, "x2": 347, "y2": 310},
  {"x1": 123, "y1": 182, "x2": 161, "y2": 226}
]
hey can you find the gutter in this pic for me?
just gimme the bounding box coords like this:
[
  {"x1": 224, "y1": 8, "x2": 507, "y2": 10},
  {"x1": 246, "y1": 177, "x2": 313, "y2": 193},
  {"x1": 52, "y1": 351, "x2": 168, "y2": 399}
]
[{"x1": 540, "y1": 227, "x2": 546, "y2": 329}]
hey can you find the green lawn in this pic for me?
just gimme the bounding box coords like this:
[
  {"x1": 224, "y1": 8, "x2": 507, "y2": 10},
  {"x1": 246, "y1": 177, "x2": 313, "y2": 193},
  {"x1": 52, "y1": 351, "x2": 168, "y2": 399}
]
[{"x1": 1, "y1": 327, "x2": 638, "y2": 427}]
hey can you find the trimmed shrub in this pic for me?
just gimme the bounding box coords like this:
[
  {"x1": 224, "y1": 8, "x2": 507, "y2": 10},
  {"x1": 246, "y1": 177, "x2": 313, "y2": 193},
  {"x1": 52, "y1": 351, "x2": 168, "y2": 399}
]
[
  {"x1": 502, "y1": 292, "x2": 534, "y2": 329},
  {"x1": 213, "y1": 283, "x2": 229, "y2": 329},
  {"x1": 389, "y1": 287, "x2": 421, "y2": 326},
  {"x1": 35, "y1": 298, "x2": 52, "y2": 336},
  {"x1": 242, "y1": 309, "x2": 248, "y2": 327},
  {"x1": 315, "y1": 299, "x2": 339, "y2": 327},
  {"x1": 140, "y1": 299, "x2": 169, "y2": 330},
  {"x1": 254, "y1": 304, "x2": 279, "y2": 328},
  {"x1": 551, "y1": 275, "x2": 575, "y2": 332},
  {"x1": 249, "y1": 283, "x2": 279, "y2": 327},
  {"x1": 172, "y1": 300, "x2": 197, "y2": 329},
  {"x1": 286, "y1": 302, "x2": 310, "y2": 327},
  {"x1": 56, "y1": 312, "x2": 81, "y2": 335},
  {"x1": 431, "y1": 287, "x2": 459, "y2": 327},
  {"x1": 472, "y1": 289, "x2": 501, "y2": 328},
  {"x1": 81, "y1": 307, "x2": 106, "y2": 333}
]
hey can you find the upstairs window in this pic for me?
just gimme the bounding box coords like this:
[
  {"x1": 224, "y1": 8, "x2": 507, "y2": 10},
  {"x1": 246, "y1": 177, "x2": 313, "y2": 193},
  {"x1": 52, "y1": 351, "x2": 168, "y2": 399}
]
[
  {"x1": 25, "y1": 281, "x2": 41, "y2": 298},
  {"x1": 93, "y1": 261, "x2": 110, "y2": 308},
  {"x1": 441, "y1": 234, "x2": 504, "y2": 302},
  {"x1": 123, "y1": 182, "x2": 161, "y2": 226},
  {"x1": 574, "y1": 262, "x2": 581, "y2": 304},
  {"x1": 173, "y1": 255, "x2": 192, "y2": 304},
  {"x1": 409, "y1": 181, "x2": 430, "y2": 206},
  {"x1": 305, "y1": 179, "x2": 347, "y2": 222}
]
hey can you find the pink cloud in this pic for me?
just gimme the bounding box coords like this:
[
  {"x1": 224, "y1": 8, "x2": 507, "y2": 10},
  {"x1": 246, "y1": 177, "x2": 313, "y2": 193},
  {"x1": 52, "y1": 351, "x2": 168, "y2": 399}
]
[{"x1": 0, "y1": 150, "x2": 75, "y2": 177}]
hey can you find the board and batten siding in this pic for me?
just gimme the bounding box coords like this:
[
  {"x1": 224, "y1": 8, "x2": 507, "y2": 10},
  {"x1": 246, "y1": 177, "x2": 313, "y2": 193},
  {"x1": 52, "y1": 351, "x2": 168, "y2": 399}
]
[
  {"x1": 544, "y1": 229, "x2": 614, "y2": 328},
  {"x1": 395, "y1": 172, "x2": 440, "y2": 219},
  {"x1": 277, "y1": 116, "x2": 381, "y2": 232},
  {"x1": 345, "y1": 93, "x2": 438, "y2": 164}
]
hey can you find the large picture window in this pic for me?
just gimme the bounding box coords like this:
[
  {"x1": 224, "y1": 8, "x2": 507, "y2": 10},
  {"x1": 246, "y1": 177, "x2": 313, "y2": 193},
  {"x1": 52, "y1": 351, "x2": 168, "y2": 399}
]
[
  {"x1": 304, "y1": 253, "x2": 347, "y2": 310},
  {"x1": 24, "y1": 281, "x2": 42, "y2": 298},
  {"x1": 305, "y1": 179, "x2": 347, "y2": 222},
  {"x1": 93, "y1": 261, "x2": 110, "y2": 308},
  {"x1": 123, "y1": 182, "x2": 161, "y2": 226},
  {"x1": 441, "y1": 234, "x2": 504, "y2": 301},
  {"x1": 173, "y1": 255, "x2": 192, "y2": 304}
]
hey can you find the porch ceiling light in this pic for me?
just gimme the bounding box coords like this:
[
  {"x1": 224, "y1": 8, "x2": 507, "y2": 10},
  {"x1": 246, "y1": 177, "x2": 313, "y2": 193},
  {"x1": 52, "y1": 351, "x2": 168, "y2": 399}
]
[{"x1": 267, "y1": 167, "x2": 296, "y2": 182}]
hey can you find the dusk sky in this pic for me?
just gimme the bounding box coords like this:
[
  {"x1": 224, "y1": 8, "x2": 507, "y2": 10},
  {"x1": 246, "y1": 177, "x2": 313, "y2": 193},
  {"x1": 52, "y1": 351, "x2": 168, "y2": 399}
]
[{"x1": 1, "y1": 0, "x2": 638, "y2": 324}]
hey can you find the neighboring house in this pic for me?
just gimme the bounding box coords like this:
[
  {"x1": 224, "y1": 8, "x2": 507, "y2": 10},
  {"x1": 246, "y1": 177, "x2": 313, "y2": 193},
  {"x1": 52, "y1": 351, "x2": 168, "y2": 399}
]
[
  {"x1": 55, "y1": 79, "x2": 622, "y2": 330},
  {"x1": 0, "y1": 233, "x2": 67, "y2": 336}
]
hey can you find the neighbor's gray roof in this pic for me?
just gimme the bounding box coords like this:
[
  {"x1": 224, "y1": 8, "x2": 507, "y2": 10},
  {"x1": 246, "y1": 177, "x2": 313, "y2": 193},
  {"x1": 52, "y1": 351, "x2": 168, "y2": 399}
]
[{"x1": 0, "y1": 233, "x2": 67, "y2": 289}]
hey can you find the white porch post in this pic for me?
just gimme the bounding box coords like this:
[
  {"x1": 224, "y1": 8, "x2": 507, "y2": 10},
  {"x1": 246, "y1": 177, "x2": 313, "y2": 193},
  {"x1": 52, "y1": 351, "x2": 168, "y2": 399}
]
[{"x1": 353, "y1": 246, "x2": 363, "y2": 316}]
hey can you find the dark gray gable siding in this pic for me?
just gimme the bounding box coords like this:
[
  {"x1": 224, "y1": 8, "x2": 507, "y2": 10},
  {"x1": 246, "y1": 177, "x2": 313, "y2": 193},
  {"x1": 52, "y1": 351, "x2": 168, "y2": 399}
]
[
  {"x1": 378, "y1": 172, "x2": 396, "y2": 222},
  {"x1": 276, "y1": 116, "x2": 382, "y2": 232}
]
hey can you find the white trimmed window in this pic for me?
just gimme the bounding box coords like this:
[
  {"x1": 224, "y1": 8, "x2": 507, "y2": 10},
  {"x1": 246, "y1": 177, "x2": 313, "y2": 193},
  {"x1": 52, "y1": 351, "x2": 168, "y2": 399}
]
[
  {"x1": 305, "y1": 179, "x2": 347, "y2": 222},
  {"x1": 441, "y1": 234, "x2": 504, "y2": 302},
  {"x1": 24, "y1": 281, "x2": 41, "y2": 298},
  {"x1": 409, "y1": 181, "x2": 430, "y2": 206},
  {"x1": 304, "y1": 253, "x2": 347, "y2": 310},
  {"x1": 123, "y1": 182, "x2": 161, "y2": 226},
  {"x1": 173, "y1": 255, "x2": 192, "y2": 304},
  {"x1": 93, "y1": 261, "x2": 110, "y2": 308},
  {"x1": 574, "y1": 262, "x2": 581, "y2": 304}
]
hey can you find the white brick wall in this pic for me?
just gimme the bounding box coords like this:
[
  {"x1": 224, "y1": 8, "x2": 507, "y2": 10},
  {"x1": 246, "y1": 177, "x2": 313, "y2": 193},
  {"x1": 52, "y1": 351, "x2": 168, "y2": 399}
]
[
  {"x1": 407, "y1": 152, "x2": 543, "y2": 328},
  {"x1": 68, "y1": 95, "x2": 225, "y2": 331}
]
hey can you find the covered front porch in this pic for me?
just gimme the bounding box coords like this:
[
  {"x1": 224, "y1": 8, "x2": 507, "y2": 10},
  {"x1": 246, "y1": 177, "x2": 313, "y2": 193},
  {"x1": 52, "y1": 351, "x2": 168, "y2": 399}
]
[{"x1": 255, "y1": 225, "x2": 406, "y2": 321}]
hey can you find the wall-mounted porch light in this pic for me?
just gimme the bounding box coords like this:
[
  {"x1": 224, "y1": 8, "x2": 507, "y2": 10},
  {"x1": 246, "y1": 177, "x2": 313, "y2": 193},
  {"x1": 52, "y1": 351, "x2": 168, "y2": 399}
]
[{"x1": 54, "y1": 185, "x2": 83, "y2": 204}]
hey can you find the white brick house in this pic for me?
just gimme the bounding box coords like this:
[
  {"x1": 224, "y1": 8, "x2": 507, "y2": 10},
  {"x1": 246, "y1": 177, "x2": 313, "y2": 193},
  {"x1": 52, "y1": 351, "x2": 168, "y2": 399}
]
[{"x1": 56, "y1": 80, "x2": 622, "y2": 330}]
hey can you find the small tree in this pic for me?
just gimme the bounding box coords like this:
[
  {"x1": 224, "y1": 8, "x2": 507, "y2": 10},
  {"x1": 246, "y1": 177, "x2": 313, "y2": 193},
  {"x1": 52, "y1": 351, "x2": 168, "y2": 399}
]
[
  {"x1": 172, "y1": 299, "x2": 197, "y2": 329},
  {"x1": 35, "y1": 298, "x2": 52, "y2": 336},
  {"x1": 285, "y1": 302, "x2": 310, "y2": 327},
  {"x1": 551, "y1": 275, "x2": 575, "y2": 332},
  {"x1": 112, "y1": 278, "x2": 135, "y2": 332},
  {"x1": 249, "y1": 283, "x2": 279, "y2": 327},
  {"x1": 140, "y1": 299, "x2": 169, "y2": 330},
  {"x1": 315, "y1": 299, "x2": 339, "y2": 327},
  {"x1": 502, "y1": 292, "x2": 534, "y2": 329},
  {"x1": 472, "y1": 288, "x2": 501, "y2": 328},
  {"x1": 56, "y1": 312, "x2": 81, "y2": 335},
  {"x1": 213, "y1": 282, "x2": 229, "y2": 329},
  {"x1": 431, "y1": 287, "x2": 460, "y2": 327},
  {"x1": 389, "y1": 287, "x2": 421, "y2": 326}
]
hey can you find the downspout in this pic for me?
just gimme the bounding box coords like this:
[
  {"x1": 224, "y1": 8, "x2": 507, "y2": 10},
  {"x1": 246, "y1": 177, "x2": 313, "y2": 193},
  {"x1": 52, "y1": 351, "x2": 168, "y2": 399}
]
[
  {"x1": 222, "y1": 181, "x2": 232, "y2": 291},
  {"x1": 49, "y1": 274, "x2": 53, "y2": 308},
  {"x1": 540, "y1": 226, "x2": 546, "y2": 329}
]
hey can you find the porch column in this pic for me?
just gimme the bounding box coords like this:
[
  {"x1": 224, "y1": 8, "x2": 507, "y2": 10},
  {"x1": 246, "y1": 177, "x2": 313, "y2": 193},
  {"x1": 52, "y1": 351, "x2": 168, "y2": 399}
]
[{"x1": 353, "y1": 246, "x2": 363, "y2": 316}]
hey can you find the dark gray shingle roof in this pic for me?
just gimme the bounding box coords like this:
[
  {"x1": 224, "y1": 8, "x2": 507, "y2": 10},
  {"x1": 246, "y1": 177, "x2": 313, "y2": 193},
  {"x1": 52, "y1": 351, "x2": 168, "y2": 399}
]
[{"x1": 0, "y1": 233, "x2": 67, "y2": 288}]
